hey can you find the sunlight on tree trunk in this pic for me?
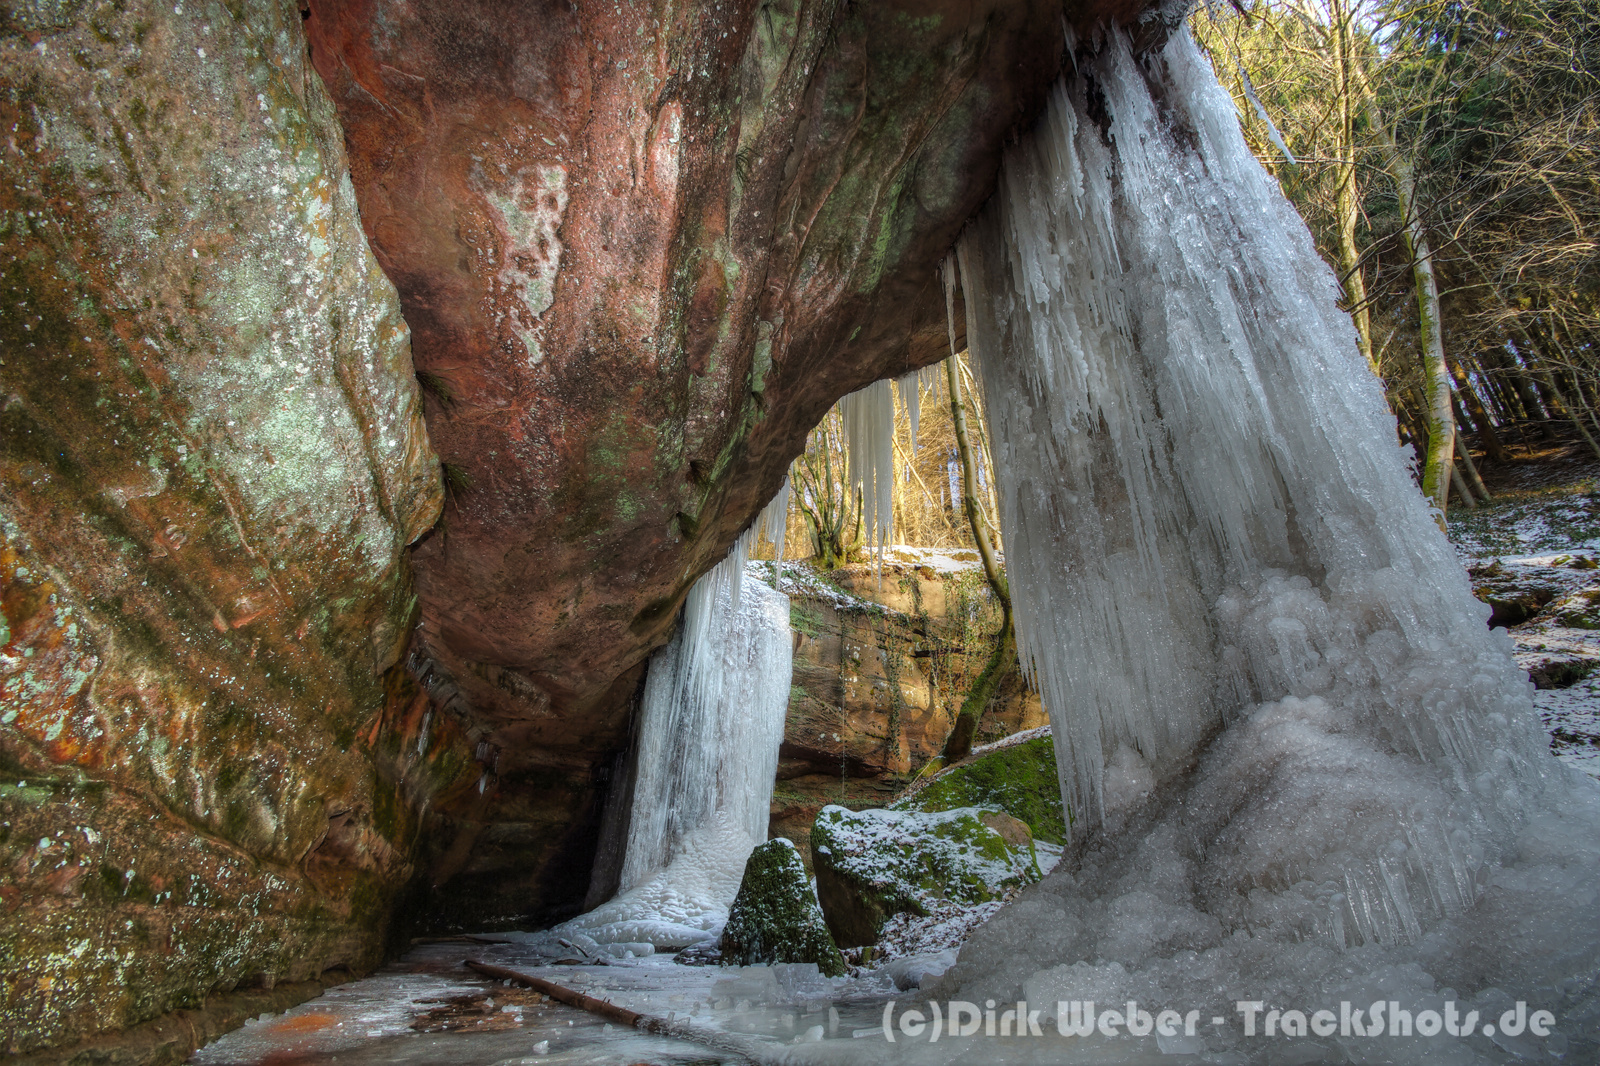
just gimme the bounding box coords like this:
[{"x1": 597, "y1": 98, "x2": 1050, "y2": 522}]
[
  {"x1": 940, "y1": 335, "x2": 1013, "y2": 763},
  {"x1": 1330, "y1": 0, "x2": 1378, "y2": 376},
  {"x1": 1367, "y1": 92, "x2": 1453, "y2": 523}
]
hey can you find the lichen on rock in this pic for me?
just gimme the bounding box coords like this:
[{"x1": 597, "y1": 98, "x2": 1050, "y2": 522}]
[
  {"x1": 810, "y1": 803, "x2": 1040, "y2": 949},
  {"x1": 719, "y1": 839, "x2": 844, "y2": 976},
  {"x1": 0, "y1": 0, "x2": 445, "y2": 1057}
]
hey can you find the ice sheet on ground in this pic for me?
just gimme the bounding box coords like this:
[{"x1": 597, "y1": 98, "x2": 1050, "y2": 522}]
[{"x1": 185, "y1": 941, "x2": 842, "y2": 1065}]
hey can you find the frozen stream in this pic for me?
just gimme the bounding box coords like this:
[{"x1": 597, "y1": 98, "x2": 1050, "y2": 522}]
[{"x1": 188, "y1": 940, "x2": 899, "y2": 1066}]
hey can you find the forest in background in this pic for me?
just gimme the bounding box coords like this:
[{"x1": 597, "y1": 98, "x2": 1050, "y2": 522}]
[{"x1": 1194, "y1": 0, "x2": 1600, "y2": 515}]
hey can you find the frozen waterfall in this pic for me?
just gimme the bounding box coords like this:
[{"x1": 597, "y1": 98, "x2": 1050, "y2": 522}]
[
  {"x1": 553, "y1": 537, "x2": 792, "y2": 951},
  {"x1": 920, "y1": 24, "x2": 1600, "y2": 1059}
]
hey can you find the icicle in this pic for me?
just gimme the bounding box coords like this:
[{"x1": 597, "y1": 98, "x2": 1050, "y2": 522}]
[
  {"x1": 838, "y1": 378, "x2": 897, "y2": 577},
  {"x1": 894, "y1": 362, "x2": 945, "y2": 455},
  {"x1": 895, "y1": 370, "x2": 922, "y2": 449},
  {"x1": 755, "y1": 476, "x2": 790, "y2": 583},
  {"x1": 941, "y1": 255, "x2": 961, "y2": 362},
  {"x1": 558, "y1": 548, "x2": 792, "y2": 949},
  {"x1": 1239, "y1": 62, "x2": 1297, "y2": 166}
]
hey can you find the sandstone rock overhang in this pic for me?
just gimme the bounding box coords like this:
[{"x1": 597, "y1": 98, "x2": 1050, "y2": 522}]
[{"x1": 305, "y1": 0, "x2": 1177, "y2": 805}]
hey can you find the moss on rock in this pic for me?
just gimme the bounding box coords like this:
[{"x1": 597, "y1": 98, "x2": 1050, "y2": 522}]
[
  {"x1": 893, "y1": 732, "x2": 1068, "y2": 845},
  {"x1": 720, "y1": 839, "x2": 845, "y2": 976},
  {"x1": 1550, "y1": 586, "x2": 1600, "y2": 629},
  {"x1": 810, "y1": 804, "x2": 1039, "y2": 948}
]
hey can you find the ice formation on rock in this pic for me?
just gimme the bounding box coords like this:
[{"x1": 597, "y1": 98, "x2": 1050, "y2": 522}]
[
  {"x1": 897, "y1": 370, "x2": 924, "y2": 447},
  {"x1": 757, "y1": 475, "x2": 791, "y2": 570},
  {"x1": 919, "y1": 24, "x2": 1600, "y2": 1059},
  {"x1": 556, "y1": 507, "x2": 793, "y2": 949},
  {"x1": 839, "y1": 380, "x2": 898, "y2": 563},
  {"x1": 618, "y1": 563, "x2": 790, "y2": 896},
  {"x1": 896, "y1": 364, "x2": 943, "y2": 450}
]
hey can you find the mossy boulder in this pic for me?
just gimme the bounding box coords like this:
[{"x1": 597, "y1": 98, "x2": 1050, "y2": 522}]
[
  {"x1": 810, "y1": 805, "x2": 1041, "y2": 948},
  {"x1": 892, "y1": 732, "x2": 1069, "y2": 845},
  {"x1": 720, "y1": 840, "x2": 845, "y2": 977},
  {"x1": 1549, "y1": 586, "x2": 1600, "y2": 629}
]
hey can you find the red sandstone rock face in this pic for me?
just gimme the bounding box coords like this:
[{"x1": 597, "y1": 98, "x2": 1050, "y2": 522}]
[
  {"x1": 304, "y1": 0, "x2": 1158, "y2": 921},
  {"x1": 769, "y1": 561, "x2": 1048, "y2": 870},
  {"x1": 0, "y1": 1, "x2": 454, "y2": 1054}
]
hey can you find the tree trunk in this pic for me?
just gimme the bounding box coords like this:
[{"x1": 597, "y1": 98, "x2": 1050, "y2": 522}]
[
  {"x1": 940, "y1": 608, "x2": 1014, "y2": 765},
  {"x1": 1331, "y1": 0, "x2": 1378, "y2": 376},
  {"x1": 1539, "y1": 370, "x2": 1600, "y2": 462},
  {"x1": 1452, "y1": 362, "x2": 1510, "y2": 463},
  {"x1": 939, "y1": 263, "x2": 1013, "y2": 763},
  {"x1": 1451, "y1": 461, "x2": 1477, "y2": 510},
  {"x1": 1366, "y1": 95, "x2": 1452, "y2": 524},
  {"x1": 1502, "y1": 353, "x2": 1554, "y2": 438},
  {"x1": 1399, "y1": 391, "x2": 1434, "y2": 477},
  {"x1": 1457, "y1": 430, "x2": 1492, "y2": 501}
]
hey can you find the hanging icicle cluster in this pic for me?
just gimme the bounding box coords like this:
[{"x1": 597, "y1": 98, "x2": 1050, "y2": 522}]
[
  {"x1": 895, "y1": 362, "x2": 943, "y2": 448},
  {"x1": 941, "y1": 26, "x2": 1600, "y2": 1027},
  {"x1": 833, "y1": 366, "x2": 942, "y2": 569},
  {"x1": 838, "y1": 380, "x2": 897, "y2": 565}
]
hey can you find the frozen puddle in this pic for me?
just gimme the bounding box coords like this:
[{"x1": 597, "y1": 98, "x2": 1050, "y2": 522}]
[{"x1": 189, "y1": 941, "x2": 899, "y2": 1065}]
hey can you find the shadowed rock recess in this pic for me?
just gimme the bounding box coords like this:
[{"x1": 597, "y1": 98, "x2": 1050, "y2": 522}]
[{"x1": 1, "y1": 0, "x2": 1169, "y2": 1059}]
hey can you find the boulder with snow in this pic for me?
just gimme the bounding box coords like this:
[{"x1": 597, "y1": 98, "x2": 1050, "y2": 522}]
[
  {"x1": 810, "y1": 805, "x2": 1041, "y2": 948},
  {"x1": 720, "y1": 840, "x2": 845, "y2": 976},
  {"x1": 892, "y1": 729, "x2": 1068, "y2": 845}
]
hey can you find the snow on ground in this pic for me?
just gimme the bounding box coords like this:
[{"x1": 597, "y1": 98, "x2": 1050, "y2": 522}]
[
  {"x1": 874, "y1": 839, "x2": 1063, "y2": 969},
  {"x1": 1536, "y1": 675, "x2": 1600, "y2": 780},
  {"x1": 1450, "y1": 478, "x2": 1600, "y2": 781},
  {"x1": 877, "y1": 900, "x2": 1007, "y2": 964},
  {"x1": 760, "y1": 545, "x2": 988, "y2": 613},
  {"x1": 878, "y1": 544, "x2": 991, "y2": 572}
]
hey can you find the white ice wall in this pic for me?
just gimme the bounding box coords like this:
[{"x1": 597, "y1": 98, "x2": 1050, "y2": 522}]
[{"x1": 935, "y1": 24, "x2": 1600, "y2": 1052}]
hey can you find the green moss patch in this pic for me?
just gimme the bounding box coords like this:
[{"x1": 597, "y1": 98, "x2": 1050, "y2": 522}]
[
  {"x1": 893, "y1": 732, "x2": 1067, "y2": 845},
  {"x1": 720, "y1": 839, "x2": 844, "y2": 976},
  {"x1": 810, "y1": 804, "x2": 1039, "y2": 948}
]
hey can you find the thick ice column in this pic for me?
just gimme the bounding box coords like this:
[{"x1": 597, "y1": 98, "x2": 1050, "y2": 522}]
[
  {"x1": 557, "y1": 546, "x2": 791, "y2": 949},
  {"x1": 948, "y1": 24, "x2": 1580, "y2": 961},
  {"x1": 619, "y1": 569, "x2": 791, "y2": 894}
]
